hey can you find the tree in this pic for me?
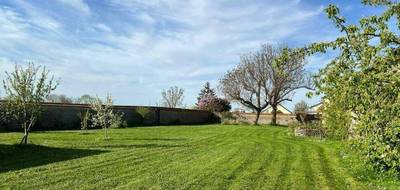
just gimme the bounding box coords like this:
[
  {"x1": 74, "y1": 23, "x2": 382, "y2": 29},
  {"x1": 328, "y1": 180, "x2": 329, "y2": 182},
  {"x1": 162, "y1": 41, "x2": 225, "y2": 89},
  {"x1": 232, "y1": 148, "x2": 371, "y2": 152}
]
[
  {"x1": 219, "y1": 45, "x2": 276, "y2": 125},
  {"x1": 2, "y1": 63, "x2": 58, "y2": 144},
  {"x1": 161, "y1": 86, "x2": 184, "y2": 108},
  {"x1": 77, "y1": 94, "x2": 96, "y2": 104},
  {"x1": 268, "y1": 48, "x2": 313, "y2": 125},
  {"x1": 90, "y1": 94, "x2": 120, "y2": 139},
  {"x1": 294, "y1": 101, "x2": 309, "y2": 114},
  {"x1": 197, "y1": 95, "x2": 231, "y2": 112},
  {"x1": 46, "y1": 94, "x2": 74, "y2": 104},
  {"x1": 308, "y1": 1, "x2": 400, "y2": 174},
  {"x1": 197, "y1": 82, "x2": 216, "y2": 102}
]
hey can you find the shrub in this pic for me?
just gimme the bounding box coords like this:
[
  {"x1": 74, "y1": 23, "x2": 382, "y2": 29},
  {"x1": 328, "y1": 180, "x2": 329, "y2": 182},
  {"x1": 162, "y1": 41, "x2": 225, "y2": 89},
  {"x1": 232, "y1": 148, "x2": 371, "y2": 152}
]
[
  {"x1": 77, "y1": 110, "x2": 91, "y2": 131},
  {"x1": 136, "y1": 107, "x2": 150, "y2": 124},
  {"x1": 110, "y1": 112, "x2": 127, "y2": 128}
]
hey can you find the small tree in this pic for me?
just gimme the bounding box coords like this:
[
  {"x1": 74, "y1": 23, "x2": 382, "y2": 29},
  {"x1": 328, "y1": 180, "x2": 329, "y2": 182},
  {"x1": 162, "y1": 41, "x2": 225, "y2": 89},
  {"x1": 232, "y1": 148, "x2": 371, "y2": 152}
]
[
  {"x1": 90, "y1": 94, "x2": 115, "y2": 139},
  {"x1": 161, "y1": 86, "x2": 184, "y2": 108},
  {"x1": 197, "y1": 82, "x2": 216, "y2": 102},
  {"x1": 294, "y1": 101, "x2": 309, "y2": 124},
  {"x1": 294, "y1": 101, "x2": 309, "y2": 114},
  {"x1": 2, "y1": 63, "x2": 58, "y2": 144},
  {"x1": 197, "y1": 95, "x2": 231, "y2": 112}
]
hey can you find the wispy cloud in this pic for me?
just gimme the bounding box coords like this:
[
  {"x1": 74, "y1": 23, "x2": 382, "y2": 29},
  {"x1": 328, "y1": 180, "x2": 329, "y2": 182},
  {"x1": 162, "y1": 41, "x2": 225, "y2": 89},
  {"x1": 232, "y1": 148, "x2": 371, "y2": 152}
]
[
  {"x1": 0, "y1": 0, "x2": 373, "y2": 107},
  {"x1": 57, "y1": 0, "x2": 90, "y2": 15}
]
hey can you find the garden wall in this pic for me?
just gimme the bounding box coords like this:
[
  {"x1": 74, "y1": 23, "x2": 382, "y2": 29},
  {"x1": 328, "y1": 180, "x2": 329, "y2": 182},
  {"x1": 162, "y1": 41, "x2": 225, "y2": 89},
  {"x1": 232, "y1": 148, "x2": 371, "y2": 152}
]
[
  {"x1": 0, "y1": 102, "x2": 215, "y2": 131},
  {"x1": 234, "y1": 113, "x2": 296, "y2": 125}
]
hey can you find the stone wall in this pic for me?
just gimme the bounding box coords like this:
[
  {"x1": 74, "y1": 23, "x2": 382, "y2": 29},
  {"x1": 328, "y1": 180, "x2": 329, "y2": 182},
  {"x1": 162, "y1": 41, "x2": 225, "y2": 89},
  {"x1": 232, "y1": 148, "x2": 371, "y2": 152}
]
[{"x1": 0, "y1": 102, "x2": 215, "y2": 131}]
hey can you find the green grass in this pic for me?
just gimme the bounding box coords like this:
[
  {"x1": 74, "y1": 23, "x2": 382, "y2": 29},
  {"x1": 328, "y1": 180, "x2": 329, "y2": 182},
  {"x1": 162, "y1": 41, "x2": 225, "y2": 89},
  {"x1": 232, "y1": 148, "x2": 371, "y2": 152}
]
[{"x1": 0, "y1": 125, "x2": 398, "y2": 189}]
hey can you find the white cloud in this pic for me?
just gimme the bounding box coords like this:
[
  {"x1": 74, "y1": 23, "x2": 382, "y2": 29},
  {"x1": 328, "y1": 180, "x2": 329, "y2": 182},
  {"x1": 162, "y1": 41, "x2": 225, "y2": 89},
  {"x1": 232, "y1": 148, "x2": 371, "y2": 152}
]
[
  {"x1": 0, "y1": 0, "x2": 330, "y2": 106},
  {"x1": 57, "y1": 0, "x2": 90, "y2": 15},
  {"x1": 95, "y1": 23, "x2": 112, "y2": 32},
  {"x1": 13, "y1": 0, "x2": 62, "y2": 31},
  {"x1": 0, "y1": 6, "x2": 28, "y2": 40}
]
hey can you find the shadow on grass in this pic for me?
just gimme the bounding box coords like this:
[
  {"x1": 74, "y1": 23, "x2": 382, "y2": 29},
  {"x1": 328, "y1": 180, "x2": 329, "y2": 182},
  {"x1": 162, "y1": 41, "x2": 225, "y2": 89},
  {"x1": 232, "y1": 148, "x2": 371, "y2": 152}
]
[
  {"x1": 0, "y1": 144, "x2": 106, "y2": 173},
  {"x1": 97, "y1": 143, "x2": 189, "y2": 149},
  {"x1": 121, "y1": 137, "x2": 188, "y2": 141}
]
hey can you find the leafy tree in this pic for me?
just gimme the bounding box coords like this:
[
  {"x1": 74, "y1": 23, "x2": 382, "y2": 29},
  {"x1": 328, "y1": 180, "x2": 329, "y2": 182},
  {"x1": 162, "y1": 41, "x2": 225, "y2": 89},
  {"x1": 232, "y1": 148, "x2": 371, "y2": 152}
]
[
  {"x1": 46, "y1": 94, "x2": 74, "y2": 104},
  {"x1": 308, "y1": 0, "x2": 400, "y2": 174},
  {"x1": 197, "y1": 82, "x2": 216, "y2": 102},
  {"x1": 197, "y1": 95, "x2": 231, "y2": 112},
  {"x1": 161, "y1": 86, "x2": 184, "y2": 108},
  {"x1": 2, "y1": 63, "x2": 58, "y2": 144},
  {"x1": 77, "y1": 94, "x2": 96, "y2": 104}
]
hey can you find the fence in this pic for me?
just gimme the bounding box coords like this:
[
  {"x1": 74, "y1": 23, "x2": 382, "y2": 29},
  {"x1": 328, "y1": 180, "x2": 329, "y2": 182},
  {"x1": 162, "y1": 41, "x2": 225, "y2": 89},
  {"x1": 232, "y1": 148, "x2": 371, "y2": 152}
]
[{"x1": 0, "y1": 102, "x2": 216, "y2": 131}]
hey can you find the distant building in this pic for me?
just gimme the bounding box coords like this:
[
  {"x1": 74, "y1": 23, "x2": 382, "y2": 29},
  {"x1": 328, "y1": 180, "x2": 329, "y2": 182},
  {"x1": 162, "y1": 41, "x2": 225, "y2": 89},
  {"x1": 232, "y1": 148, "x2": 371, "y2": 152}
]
[
  {"x1": 309, "y1": 102, "x2": 323, "y2": 114},
  {"x1": 263, "y1": 104, "x2": 292, "y2": 114}
]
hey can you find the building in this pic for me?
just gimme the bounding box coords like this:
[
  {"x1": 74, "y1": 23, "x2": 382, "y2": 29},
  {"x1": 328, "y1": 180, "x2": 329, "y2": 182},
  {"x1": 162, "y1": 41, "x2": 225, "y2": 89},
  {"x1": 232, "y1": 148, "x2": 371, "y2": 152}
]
[{"x1": 263, "y1": 104, "x2": 292, "y2": 114}]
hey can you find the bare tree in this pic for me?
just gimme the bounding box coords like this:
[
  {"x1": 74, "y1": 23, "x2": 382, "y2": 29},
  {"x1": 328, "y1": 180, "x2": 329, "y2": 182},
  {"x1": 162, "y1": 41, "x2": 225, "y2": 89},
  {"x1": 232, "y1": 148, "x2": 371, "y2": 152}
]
[
  {"x1": 161, "y1": 86, "x2": 184, "y2": 108},
  {"x1": 268, "y1": 48, "x2": 313, "y2": 125},
  {"x1": 220, "y1": 44, "x2": 312, "y2": 125},
  {"x1": 220, "y1": 45, "x2": 278, "y2": 125},
  {"x1": 2, "y1": 63, "x2": 58, "y2": 144}
]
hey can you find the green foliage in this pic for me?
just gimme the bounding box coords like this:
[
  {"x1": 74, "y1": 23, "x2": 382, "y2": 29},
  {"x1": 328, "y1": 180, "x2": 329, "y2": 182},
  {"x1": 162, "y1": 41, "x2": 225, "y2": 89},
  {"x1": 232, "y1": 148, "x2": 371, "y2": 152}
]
[
  {"x1": 77, "y1": 110, "x2": 91, "y2": 131},
  {"x1": 77, "y1": 94, "x2": 96, "y2": 104},
  {"x1": 321, "y1": 101, "x2": 351, "y2": 140},
  {"x1": 196, "y1": 82, "x2": 216, "y2": 103},
  {"x1": 308, "y1": 1, "x2": 400, "y2": 174},
  {"x1": 136, "y1": 107, "x2": 150, "y2": 124},
  {"x1": 2, "y1": 63, "x2": 58, "y2": 144}
]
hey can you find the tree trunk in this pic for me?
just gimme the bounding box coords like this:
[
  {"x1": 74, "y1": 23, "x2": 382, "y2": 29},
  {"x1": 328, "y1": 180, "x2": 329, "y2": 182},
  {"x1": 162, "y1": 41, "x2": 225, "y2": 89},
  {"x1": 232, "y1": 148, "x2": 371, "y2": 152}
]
[
  {"x1": 20, "y1": 123, "x2": 28, "y2": 145},
  {"x1": 271, "y1": 105, "x2": 277, "y2": 125},
  {"x1": 104, "y1": 127, "x2": 108, "y2": 139},
  {"x1": 254, "y1": 111, "x2": 261, "y2": 125}
]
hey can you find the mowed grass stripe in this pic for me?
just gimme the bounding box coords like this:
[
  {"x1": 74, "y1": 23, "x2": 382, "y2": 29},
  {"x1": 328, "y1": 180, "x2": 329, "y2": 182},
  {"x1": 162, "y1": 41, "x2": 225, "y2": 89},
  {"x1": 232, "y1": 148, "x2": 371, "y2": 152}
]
[
  {"x1": 1, "y1": 125, "x2": 397, "y2": 189},
  {"x1": 115, "y1": 130, "x2": 241, "y2": 189},
  {"x1": 32, "y1": 129, "x2": 234, "y2": 188}
]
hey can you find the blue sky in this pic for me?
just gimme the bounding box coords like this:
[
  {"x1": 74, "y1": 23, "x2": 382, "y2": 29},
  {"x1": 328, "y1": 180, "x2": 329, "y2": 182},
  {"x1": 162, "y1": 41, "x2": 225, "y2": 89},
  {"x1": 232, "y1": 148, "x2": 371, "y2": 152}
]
[{"x1": 0, "y1": 0, "x2": 383, "y2": 110}]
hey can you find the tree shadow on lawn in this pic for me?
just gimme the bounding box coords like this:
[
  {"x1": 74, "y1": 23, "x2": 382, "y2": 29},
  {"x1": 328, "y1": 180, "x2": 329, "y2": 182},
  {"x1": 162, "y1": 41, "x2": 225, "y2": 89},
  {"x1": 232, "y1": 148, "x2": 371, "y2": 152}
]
[
  {"x1": 96, "y1": 143, "x2": 189, "y2": 149},
  {"x1": 0, "y1": 144, "x2": 106, "y2": 173}
]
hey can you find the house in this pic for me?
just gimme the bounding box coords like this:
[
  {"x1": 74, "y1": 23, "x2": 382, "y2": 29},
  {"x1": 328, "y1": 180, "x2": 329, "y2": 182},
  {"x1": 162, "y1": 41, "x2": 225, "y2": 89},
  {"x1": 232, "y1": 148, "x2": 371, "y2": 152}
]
[
  {"x1": 309, "y1": 102, "x2": 323, "y2": 114},
  {"x1": 263, "y1": 104, "x2": 292, "y2": 114}
]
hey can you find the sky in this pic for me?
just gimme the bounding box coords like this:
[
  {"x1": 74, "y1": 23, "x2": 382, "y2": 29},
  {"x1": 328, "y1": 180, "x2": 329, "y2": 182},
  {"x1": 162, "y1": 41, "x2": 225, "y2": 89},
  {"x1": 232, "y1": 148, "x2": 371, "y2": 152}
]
[{"x1": 0, "y1": 0, "x2": 384, "y2": 111}]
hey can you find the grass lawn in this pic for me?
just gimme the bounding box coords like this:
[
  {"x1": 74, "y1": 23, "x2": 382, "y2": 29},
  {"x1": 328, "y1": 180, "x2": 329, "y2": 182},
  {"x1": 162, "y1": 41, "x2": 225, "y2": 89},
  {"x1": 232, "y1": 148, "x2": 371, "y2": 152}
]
[{"x1": 0, "y1": 125, "x2": 399, "y2": 189}]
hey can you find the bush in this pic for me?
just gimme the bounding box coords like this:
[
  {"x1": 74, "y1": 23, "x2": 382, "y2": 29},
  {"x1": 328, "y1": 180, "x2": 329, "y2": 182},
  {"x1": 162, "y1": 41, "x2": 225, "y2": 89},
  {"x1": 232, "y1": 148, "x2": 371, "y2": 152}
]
[
  {"x1": 77, "y1": 110, "x2": 91, "y2": 131},
  {"x1": 136, "y1": 107, "x2": 150, "y2": 124}
]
